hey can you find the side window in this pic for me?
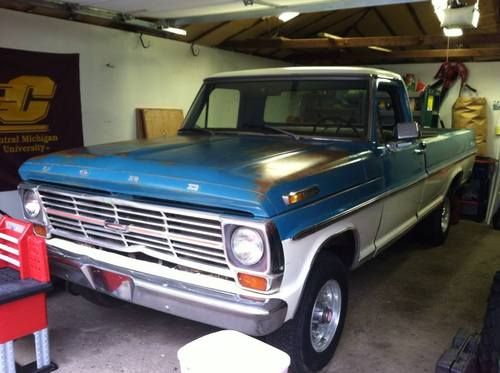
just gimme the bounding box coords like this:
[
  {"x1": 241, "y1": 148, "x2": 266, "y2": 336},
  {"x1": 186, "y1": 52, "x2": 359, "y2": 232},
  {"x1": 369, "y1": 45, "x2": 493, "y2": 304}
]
[
  {"x1": 376, "y1": 82, "x2": 401, "y2": 142},
  {"x1": 195, "y1": 88, "x2": 240, "y2": 128}
]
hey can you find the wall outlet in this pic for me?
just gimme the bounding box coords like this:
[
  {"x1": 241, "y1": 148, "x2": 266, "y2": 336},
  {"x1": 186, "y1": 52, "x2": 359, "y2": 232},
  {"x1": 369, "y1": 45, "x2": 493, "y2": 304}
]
[{"x1": 493, "y1": 100, "x2": 500, "y2": 111}]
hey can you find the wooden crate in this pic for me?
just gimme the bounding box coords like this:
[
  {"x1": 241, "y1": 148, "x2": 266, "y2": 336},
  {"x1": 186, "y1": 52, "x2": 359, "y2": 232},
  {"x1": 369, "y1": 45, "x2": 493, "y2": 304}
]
[{"x1": 136, "y1": 108, "x2": 184, "y2": 139}]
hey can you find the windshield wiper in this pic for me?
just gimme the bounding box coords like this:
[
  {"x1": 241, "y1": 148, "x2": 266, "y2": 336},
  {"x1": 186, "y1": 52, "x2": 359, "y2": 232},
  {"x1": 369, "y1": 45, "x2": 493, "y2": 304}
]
[
  {"x1": 178, "y1": 127, "x2": 215, "y2": 136},
  {"x1": 262, "y1": 125, "x2": 301, "y2": 140}
]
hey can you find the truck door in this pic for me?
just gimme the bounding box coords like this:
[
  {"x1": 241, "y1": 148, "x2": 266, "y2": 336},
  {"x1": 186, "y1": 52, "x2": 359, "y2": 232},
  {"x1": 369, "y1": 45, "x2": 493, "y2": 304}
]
[{"x1": 374, "y1": 79, "x2": 426, "y2": 251}]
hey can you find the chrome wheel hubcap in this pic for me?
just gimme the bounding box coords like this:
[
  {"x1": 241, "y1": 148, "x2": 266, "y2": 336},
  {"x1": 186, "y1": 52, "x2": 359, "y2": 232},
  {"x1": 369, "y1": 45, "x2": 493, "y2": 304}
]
[
  {"x1": 441, "y1": 197, "x2": 450, "y2": 233},
  {"x1": 310, "y1": 279, "x2": 342, "y2": 353}
]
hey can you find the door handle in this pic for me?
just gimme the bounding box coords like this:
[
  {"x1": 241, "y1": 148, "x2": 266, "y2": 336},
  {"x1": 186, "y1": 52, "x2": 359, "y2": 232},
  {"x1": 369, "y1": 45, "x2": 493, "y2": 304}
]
[{"x1": 414, "y1": 148, "x2": 425, "y2": 154}]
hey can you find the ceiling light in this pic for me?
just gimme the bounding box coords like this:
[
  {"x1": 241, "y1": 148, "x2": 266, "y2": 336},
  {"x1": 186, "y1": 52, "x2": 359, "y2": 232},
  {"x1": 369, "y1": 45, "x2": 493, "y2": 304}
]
[
  {"x1": 162, "y1": 26, "x2": 187, "y2": 36},
  {"x1": 432, "y1": 0, "x2": 447, "y2": 23},
  {"x1": 368, "y1": 46, "x2": 392, "y2": 53},
  {"x1": 319, "y1": 32, "x2": 343, "y2": 40},
  {"x1": 442, "y1": 5, "x2": 480, "y2": 28},
  {"x1": 443, "y1": 27, "x2": 463, "y2": 37},
  {"x1": 471, "y1": 7, "x2": 480, "y2": 27},
  {"x1": 278, "y1": 11, "x2": 300, "y2": 22}
]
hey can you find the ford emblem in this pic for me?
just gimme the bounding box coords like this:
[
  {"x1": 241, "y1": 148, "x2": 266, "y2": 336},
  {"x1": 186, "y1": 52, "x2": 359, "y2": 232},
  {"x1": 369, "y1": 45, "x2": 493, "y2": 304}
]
[{"x1": 104, "y1": 220, "x2": 129, "y2": 233}]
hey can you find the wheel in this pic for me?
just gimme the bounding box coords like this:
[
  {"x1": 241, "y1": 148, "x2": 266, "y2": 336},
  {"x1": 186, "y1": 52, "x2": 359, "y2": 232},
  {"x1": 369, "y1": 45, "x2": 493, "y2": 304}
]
[
  {"x1": 265, "y1": 253, "x2": 348, "y2": 373},
  {"x1": 478, "y1": 272, "x2": 500, "y2": 373},
  {"x1": 71, "y1": 284, "x2": 125, "y2": 308},
  {"x1": 422, "y1": 194, "x2": 451, "y2": 246}
]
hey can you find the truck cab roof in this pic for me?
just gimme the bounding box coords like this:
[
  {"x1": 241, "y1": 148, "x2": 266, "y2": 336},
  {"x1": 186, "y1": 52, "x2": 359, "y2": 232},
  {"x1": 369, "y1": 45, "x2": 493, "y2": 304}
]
[{"x1": 206, "y1": 66, "x2": 403, "y2": 81}]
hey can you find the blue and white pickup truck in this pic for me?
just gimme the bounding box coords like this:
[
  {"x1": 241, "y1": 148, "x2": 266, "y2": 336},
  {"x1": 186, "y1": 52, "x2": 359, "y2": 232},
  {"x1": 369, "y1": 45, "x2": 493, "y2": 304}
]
[{"x1": 18, "y1": 67, "x2": 476, "y2": 372}]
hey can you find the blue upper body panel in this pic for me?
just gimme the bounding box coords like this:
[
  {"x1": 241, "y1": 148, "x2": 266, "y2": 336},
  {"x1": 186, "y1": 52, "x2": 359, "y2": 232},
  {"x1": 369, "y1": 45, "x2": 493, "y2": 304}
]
[
  {"x1": 19, "y1": 134, "x2": 381, "y2": 220},
  {"x1": 421, "y1": 128, "x2": 476, "y2": 173}
]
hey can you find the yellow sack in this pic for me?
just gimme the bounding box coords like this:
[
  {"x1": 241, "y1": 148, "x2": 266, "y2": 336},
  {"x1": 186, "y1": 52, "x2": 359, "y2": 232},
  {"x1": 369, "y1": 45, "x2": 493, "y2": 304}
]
[{"x1": 453, "y1": 94, "x2": 488, "y2": 156}]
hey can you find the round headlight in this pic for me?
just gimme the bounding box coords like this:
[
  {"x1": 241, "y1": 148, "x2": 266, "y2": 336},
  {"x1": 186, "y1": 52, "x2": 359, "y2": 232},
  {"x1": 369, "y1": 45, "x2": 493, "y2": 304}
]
[
  {"x1": 230, "y1": 227, "x2": 265, "y2": 266},
  {"x1": 23, "y1": 190, "x2": 41, "y2": 218}
]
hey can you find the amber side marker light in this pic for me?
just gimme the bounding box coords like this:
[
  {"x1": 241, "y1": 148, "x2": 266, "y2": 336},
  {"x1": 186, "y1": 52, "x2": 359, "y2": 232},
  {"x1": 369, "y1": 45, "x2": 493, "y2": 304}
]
[
  {"x1": 238, "y1": 273, "x2": 268, "y2": 292},
  {"x1": 33, "y1": 224, "x2": 47, "y2": 237},
  {"x1": 283, "y1": 186, "x2": 319, "y2": 205}
]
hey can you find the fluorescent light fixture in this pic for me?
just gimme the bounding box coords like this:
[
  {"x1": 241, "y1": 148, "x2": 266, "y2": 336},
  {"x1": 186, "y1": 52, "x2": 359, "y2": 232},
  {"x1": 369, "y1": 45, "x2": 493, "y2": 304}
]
[
  {"x1": 443, "y1": 27, "x2": 463, "y2": 37},
  {"x1": 319, "y1": 32, "x2": 343, "y2": 40},
  {"x1": 278, "y1": 11, "x2": 300, "y2": 22},
  {"x1": 432, "y1": 0, "x2": 447, "y2": 23},
  {"x1": 368, "y1": 46, "x2": 392, "y2": 53},
  {"x1": 441, "y1": 4, "x2": 480, "y2": 29},
  {"x1": 471, "y1": 7, "x2": 480, "y2": 27},
  {"x1": 162, "y1": 26, "x2": 187, "y2": 36}
]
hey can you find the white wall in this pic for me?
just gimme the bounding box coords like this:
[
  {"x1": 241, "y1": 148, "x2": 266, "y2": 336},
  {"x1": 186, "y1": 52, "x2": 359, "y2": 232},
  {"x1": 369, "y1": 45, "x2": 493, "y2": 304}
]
[
  {"x1": 378, "y1": 62, "x2": 500, "y2": 159},
  {"x1": 0, "y1": 8, "x2": 284, "y2": 217}
]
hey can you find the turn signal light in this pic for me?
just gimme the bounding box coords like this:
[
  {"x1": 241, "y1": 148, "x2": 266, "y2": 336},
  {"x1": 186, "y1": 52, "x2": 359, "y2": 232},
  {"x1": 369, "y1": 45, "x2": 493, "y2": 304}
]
[
  {"x1": 283, "y1": 186, "x2": 319, "y2": 205},
  {"x1": 237, "y1": 273, "x2": 268, "y2": 292},
  {"x1": 33, "y1": 224, "x2": 47, "y2": 237}
]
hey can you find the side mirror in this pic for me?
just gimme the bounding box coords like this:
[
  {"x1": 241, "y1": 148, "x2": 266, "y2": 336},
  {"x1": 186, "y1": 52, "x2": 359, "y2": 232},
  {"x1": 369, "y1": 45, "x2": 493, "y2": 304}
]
[{"x1": 396, "y1": 121, "x2": 420, "y2": 141}]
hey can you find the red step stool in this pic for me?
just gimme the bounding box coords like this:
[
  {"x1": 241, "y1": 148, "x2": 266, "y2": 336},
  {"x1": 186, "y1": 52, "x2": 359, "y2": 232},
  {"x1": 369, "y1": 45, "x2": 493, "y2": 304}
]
[{"x1": 0, "y1": 215, "x2": 56, "y2": 373}]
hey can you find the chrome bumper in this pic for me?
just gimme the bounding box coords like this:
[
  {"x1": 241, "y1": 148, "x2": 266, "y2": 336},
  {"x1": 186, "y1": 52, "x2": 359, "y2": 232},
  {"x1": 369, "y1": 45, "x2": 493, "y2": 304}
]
[{"x1": 47, "y1": 244, "x2": 287, "y2": 336}]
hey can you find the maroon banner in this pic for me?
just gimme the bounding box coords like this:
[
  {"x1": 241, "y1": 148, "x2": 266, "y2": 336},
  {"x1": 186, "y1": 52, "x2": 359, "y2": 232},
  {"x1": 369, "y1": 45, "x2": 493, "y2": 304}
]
[{"x1": 0, "y1": 47, "x2": 83, "y2": 191}]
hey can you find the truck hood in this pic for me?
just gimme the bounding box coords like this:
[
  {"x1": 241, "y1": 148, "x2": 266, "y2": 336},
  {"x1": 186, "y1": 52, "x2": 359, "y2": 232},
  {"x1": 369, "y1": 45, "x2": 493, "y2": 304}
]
[{"x1": 19, "y1": 135, "x2": 375, "y2": 217}]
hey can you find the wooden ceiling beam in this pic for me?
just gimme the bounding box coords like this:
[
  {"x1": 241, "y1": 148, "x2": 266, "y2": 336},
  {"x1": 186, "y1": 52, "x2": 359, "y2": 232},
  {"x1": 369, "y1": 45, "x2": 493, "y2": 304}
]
[
  {"x1": 291, "y1": 47, "x2": 500, "y2": 64},
  {"x1": 191, "y1": 21, "x2": 231, "y2": 43},
  {"x1": 223, "y1": 32, "x2": 500, "y2": 50},
  {"x1": 372, "y1": 8, "x2": 396, "y2": 36},
  {"x1": 288, "y1": 9, "x2": 363, "y2": 38},
  {"x1": 272, "y1": 12, "x2": 329, "y2": 38},
  {"x1": 496, "y1": 0, "x2": 500, "y2": 25},
  {"x1": 220, "y1": 18, "x2": 263, "y2": 42},
  {"x1": 340, "y1": 8, "x2": 372, "y2": 37},
  {"x1": 389, "y1": 47, "x2": 500, "y2": 59},
  {"x1": 354, "y1": 26, "x2": 364, "y2": 37},
  {"x1": 406, "y1": 3, "x2": 426, "y2": 35},
  {"x1": 313, "y1": 9, "x2": 366, "y2": 36}
]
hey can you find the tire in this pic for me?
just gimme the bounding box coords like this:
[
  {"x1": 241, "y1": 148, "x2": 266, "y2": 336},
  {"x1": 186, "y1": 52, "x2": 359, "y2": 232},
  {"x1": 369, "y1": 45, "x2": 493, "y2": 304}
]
[
  {"x1": 478, "y1": 272, "x2": 500, "y2": 373},
  {"x1": 422, "y1": 194, "x2": 452, "y2": 246},
  {"x1": 265, "y1": 253, "x2": 348, "y2": 373},
  {"x1": 72, "y1": 284, "x2": 125, "y2": 308}
]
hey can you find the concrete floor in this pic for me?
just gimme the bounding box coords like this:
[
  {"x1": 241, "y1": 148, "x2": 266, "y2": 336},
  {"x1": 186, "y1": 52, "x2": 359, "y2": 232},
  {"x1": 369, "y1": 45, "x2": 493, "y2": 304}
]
[{"x1": 14, "y1": 220, "x2": 500, "y2": 372}]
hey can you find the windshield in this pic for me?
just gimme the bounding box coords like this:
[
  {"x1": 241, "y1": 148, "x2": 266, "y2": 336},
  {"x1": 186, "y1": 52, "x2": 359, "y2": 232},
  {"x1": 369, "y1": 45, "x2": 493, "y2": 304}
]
[{"x1": 183, "y1": 78, "x2": 370, "y2": 140}]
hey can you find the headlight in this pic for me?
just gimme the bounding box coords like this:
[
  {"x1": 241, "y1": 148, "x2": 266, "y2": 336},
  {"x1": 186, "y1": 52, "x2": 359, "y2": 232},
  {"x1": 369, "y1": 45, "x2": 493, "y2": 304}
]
[
  {"x1": 23, "y1": 190, "x2": 41, "y2": 218},
  {"x1": 230, "y1": 227, "x2": 265, "y2": 266}
]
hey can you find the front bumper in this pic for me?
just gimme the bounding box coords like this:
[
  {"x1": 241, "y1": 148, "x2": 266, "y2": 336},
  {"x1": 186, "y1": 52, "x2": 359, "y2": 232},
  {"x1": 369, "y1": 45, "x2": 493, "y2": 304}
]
[{"x1": 48, "y1": 240, "x2": 287, "y2": 336}]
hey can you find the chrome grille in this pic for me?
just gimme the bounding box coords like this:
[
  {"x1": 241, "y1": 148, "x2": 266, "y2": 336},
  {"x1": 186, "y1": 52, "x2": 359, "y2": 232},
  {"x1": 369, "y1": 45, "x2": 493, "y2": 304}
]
[{"x1": 38, "y1": 187, "x2": 231, "y2": 278}]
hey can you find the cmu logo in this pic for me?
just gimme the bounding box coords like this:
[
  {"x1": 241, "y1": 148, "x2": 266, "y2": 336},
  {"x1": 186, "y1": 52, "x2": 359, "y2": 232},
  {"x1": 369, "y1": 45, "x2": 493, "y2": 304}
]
[{"x1": 0, "y1": 76, "x2": 56, "y2": 130}]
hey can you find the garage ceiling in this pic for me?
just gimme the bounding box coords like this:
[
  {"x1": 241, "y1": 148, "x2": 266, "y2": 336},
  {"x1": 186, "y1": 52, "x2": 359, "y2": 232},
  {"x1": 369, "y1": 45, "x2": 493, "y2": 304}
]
[
  {"x1": 56, "y1": 0, "x2": 426, "y2": 24},
  {"x1": 1, "y1": 0, "x2": 500, "y2": 64}
]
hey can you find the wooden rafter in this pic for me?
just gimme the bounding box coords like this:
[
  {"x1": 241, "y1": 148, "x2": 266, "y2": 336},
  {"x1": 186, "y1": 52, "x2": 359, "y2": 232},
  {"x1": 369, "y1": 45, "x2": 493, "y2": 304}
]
[
  {"x1": 191, "y1": 21, "x2": 231, "y2": 43},
  {"x1": 223, "y1": 32, "x2": 500, "y2": 50},
  {"x1": 287, "y1": 9, "x2": 364, "y2": 38},
  {"x1": 373, "y1": 8, "x2": 396, "y2": 36},
  {"x1": 224, "y1": 18, "x2": 263, "y2": 41},
  {"x1": 389, "y1": 47, "x2": 500, "y2": 59},
  {"x1": 354, "y1": 26, "x2": 364, "y2": 37},
  {"x1": 341, "y1": 8, "x2": 372, "y2": 36},
  {"x1": 405, "y1": 3, "x2": 426, "y2": 35},
  {"x1": 266, "y1": 12, "x2": 326, "y2": 39},
  {"x1": 245, "y1": 10, "x2": 364, "y2": 59},
  {"x1": 496, "y1": 0, "x2": 500, "y2": 25},
  {"x1": 291, "y1": 47, "x2": 500, "y2": 65}
]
